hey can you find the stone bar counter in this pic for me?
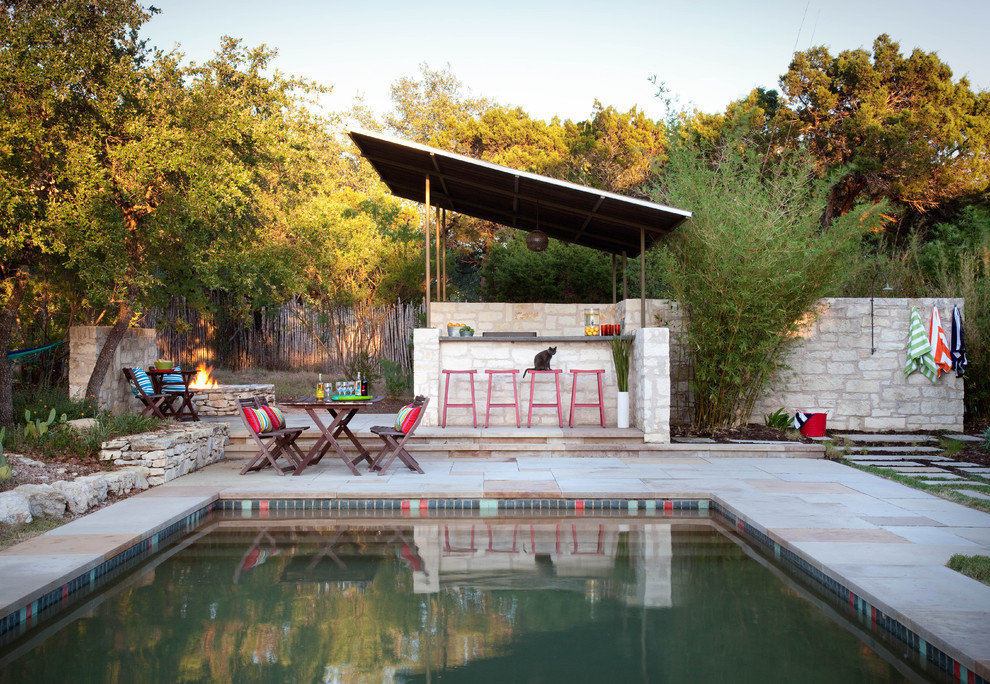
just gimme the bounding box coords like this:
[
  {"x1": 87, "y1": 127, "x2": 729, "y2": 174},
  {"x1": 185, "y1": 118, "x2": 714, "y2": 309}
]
[{"x1": 412, "y1": 328, "x2": 671, "y2": 442}]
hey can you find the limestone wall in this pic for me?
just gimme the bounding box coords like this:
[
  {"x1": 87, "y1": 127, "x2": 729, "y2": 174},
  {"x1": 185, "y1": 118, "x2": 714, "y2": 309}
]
[
  {"x1": 69, "y1": 326, "x2": 158, "y2": 415},
  {"x1": 100, "y1": 422, "x2": 229, "y2": 486},
  {"x1": 430, "y1": 298, "x2": 966, "y2": 432}
]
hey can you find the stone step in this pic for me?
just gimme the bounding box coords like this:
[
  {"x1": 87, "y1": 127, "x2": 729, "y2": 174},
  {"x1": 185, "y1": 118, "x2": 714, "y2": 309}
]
[{"x1": 834, "y1": 433, "x2": 939, "y2": 444}]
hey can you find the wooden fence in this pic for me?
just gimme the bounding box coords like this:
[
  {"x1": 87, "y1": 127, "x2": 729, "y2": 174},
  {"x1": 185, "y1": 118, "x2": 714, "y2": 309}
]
[{"x1": 144, "y1": 297, "x2": 423, "y2": 372}]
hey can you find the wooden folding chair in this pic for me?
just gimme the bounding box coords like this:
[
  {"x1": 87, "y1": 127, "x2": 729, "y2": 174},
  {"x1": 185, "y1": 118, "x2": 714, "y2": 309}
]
[
  {"x1": 238, "y1": 397, "x2": 308, "y2": 475},
  {"x1": 122, "y1": 367, "x2": 176, "y2": 419},
  {"x1": 369, "y1": 396, "x2": 429, "y2": 475},
  {"x1": 153, "y1": 366, "x2": 201, "y2": 421}
]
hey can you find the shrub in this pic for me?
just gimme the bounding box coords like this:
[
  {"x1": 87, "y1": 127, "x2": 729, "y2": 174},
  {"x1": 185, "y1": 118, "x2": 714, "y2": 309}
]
[
  {"x1": 380, "y1": 359, "x2": 412, "y2": 398},
  {"x1": 651, "y1": 140, "x2": 882, "y2": 431}
]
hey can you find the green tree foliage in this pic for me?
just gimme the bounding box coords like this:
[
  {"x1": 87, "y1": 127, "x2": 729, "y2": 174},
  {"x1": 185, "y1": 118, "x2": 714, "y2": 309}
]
[
  {"x1": 384, "y1": 63, "x2": 494, "y2": 148},
  {"x1": 0, "y1": 0, "x2": 154, "y2": 425},
  {"x1": 777, "y1": 34, "x2": 990, "y2": 222},
  {"x1": 651, "y1": 141, "x2": 882, "y2": 431},
  {"x1": 563, "y1": 102, "x2": 667, "y2": 193},
  {"x1": 480, "y1": 232, "x2": 612, "y2": 303}
]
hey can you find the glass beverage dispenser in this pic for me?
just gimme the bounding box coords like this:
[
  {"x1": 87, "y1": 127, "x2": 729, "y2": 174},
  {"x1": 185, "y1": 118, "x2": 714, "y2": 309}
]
[{"x1": 584, "y1": 309, "x2": 600, "y2": 336}]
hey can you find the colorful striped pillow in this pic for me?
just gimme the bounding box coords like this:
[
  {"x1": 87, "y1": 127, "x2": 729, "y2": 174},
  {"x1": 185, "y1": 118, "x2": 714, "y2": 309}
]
[
  {"x1": 244, "y1": 407, "x2": 274, "y2": 434},
  {"x1": 261, "y1": 405, "x2": 286, "y2": 430},
  {"x1": 129, "y1": 368, "x2": 155, "y2": 396},
  {"x1": 394, "y1": 404, "x2": 421, "y2": 433},
  {"x1": 161, "y1": 366, "x2": 185, "y2": 392}
]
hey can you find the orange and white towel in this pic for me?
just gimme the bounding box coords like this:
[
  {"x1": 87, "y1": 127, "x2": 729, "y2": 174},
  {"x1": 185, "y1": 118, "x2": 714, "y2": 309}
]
[{"x1": 928, "y1": 306, "x2": 953, "y2": 376}]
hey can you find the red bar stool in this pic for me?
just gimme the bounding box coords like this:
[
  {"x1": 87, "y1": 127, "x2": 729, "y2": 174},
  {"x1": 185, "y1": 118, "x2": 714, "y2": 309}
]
[
  {"x1": 526, "y1": 369, "x2": 564, "y2": 427},
  {"x1": 484, "y1": 369, "x2": 520, "y2": 428},
  {"x1": 568, "y1": 369, "x2": 606, "y2": 427},
  {"x1": 441, "y1": 369, "x2": 477, "y2": 427}
]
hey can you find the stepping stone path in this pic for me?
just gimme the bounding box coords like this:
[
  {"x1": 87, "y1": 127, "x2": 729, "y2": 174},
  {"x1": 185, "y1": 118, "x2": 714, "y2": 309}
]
[{"x1": 835, "y1": 432, "x2": 990, "y2": 503}]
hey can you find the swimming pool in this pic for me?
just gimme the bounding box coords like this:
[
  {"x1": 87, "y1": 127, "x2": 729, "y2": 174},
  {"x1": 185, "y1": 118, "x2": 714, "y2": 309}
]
[{"x1": 0, "y1": 510, "x2": 949, "y2": 683}]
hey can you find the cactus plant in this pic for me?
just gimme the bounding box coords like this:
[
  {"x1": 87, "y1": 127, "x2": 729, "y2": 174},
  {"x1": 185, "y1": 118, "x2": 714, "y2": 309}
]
[{"x1": 24, "y1": 407, "x2": 59, "y2": 439}]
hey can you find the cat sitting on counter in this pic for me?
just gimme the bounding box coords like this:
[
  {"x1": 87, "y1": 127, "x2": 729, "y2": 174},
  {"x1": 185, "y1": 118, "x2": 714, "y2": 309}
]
[{"x1": 522, "y1": 346, "x2": 556, "y2": 377}]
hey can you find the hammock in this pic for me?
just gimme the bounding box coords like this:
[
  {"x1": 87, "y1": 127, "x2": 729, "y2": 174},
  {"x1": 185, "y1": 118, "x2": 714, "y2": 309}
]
[{"x1": 6, "y1": 341, "x2": 65, "y2": 364}]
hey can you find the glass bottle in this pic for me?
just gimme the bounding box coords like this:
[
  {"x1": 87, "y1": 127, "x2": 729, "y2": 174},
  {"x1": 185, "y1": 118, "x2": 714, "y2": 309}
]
[{"x1": 316, "y1": 373, "x2": 324, "y2": 400}]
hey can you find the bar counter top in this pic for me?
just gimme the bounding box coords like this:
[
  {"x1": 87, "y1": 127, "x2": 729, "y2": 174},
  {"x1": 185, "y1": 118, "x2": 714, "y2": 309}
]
[{"x1": 440, "y1": 335, "x2": 626, "y2": 342}]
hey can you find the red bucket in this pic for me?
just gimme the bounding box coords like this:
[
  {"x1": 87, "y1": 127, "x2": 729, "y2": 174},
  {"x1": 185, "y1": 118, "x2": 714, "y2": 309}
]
[{"x1": 799, "y1": 412, "x2": 827, "y2": 437}]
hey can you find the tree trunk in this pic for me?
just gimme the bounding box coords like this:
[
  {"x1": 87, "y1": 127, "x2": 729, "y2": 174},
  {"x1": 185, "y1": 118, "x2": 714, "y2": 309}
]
[
  {"x1": 84, "y1": 286, "x2": 136, "y2": 409},
  {"x1": 0, "y1": 265, "x2": 31, "y2": 427}
]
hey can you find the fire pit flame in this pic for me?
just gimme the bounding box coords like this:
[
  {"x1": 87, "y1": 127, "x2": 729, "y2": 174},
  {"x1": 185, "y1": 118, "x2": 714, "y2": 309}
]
[{"x1": 189, "y1": 362, "x2": 219, "y2": 389}]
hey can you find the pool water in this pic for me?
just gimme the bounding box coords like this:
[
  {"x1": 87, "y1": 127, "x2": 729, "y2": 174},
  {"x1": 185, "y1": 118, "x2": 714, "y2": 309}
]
[{"x1": 0, "y1": 517, "x2": 945, "y2": 683}]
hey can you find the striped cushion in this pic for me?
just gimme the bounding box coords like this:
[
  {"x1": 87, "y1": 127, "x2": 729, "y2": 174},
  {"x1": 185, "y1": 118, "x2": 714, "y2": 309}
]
[
  {"x1": 394, "y1": 404, "x2": 421, "y2": 433},
  {"x1": 244, "y1": 407, "x2": 274, "y2": 434},
  {"x1": 161, "y1": 366, "x2": 186, "y2": 392},
  {"x1": 130, "y1": 368, "x2": 155, "y2": 396},
  {"x1": 261, "y1": 405, "x2": 286, "y2": 430}
]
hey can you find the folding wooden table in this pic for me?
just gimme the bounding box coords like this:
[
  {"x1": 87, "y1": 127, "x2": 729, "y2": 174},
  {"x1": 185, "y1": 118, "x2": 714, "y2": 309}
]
[{"x1": 279, "y1": 396, "x2": 383, "y2": 476}]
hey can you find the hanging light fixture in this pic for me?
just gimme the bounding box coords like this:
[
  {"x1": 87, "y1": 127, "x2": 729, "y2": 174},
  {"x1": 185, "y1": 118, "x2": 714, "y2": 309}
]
[{"x1": 526, "y1": 201, "x2": 548, "y2": 252}]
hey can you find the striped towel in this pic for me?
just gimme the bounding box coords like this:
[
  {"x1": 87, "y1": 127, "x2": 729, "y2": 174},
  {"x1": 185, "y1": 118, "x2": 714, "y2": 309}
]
[
  {"x1": 905, "y1": 307, "x2": 937, "y2": 383},
  {"x1": 950, "y1": 305, "x2": 967, "y2": 378},
  {"x1": 928, "y1": 306, "x2": 953, "y2": 376}
]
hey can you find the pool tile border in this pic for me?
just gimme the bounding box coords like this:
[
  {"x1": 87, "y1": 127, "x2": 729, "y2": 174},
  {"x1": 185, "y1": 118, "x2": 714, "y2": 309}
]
[{"x1": 1, "y1": 495, "x2": 984, "y2": 684}]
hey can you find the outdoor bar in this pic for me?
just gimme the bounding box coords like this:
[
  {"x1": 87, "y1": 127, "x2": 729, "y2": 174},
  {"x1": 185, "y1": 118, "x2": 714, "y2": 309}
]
[{"x1": 348, "y1": 130, "x2": 692, "y2": 441}]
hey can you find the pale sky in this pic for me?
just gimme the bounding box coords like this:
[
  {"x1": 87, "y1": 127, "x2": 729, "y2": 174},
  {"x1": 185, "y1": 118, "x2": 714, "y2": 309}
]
[{"x1": 139, "y1": 0, "x2": 990, "y2": 124}]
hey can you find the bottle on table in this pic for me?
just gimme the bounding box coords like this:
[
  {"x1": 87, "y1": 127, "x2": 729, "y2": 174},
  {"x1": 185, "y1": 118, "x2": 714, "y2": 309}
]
[
  {"x1": 316, "y1": 373, "x2": 324, "y2": 400},
  {"x1": 361, "y1": 372, "x2": 368, "y2": 395}
]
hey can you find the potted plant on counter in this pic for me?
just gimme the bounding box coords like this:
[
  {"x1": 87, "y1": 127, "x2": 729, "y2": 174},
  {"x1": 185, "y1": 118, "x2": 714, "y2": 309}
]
[{"x1": 610, "y1": 336, "x2": 632, "y2": 428}]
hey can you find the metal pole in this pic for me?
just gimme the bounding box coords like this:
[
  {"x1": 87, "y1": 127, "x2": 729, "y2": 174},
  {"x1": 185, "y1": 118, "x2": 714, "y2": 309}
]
[
  {"x1": 612, "y1": 254, "x2": 617, "y2": 305},
  {"x1": 435, "y1": 206, "x2": 441, "y2": 302},
  {"x1": 424, "y1": 175, "x2": 431, "y2": 327},
  {"x1": 640, "y1": 227, "x2": 647, "y2": 328},
  {"x1": 622, "y1": 251, "x2": 628, "y2": 300},
  {"x1": 442, "y1": 208, "x2": 447, "y2": 301}
]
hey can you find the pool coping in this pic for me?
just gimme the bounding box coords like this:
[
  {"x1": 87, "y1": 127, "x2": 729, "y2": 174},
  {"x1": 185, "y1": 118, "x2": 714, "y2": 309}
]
[{"x1": 1, "y1": 454, "x2": 988, "y2": 682}]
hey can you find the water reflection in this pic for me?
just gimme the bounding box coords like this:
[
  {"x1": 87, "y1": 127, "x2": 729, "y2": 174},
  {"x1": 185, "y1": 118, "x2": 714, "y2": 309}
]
[{"x1": 0, "y1": 518, "x2": 929, "y2": 684}]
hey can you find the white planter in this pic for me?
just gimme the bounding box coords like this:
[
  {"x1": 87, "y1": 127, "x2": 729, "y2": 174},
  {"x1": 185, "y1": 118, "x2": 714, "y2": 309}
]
[{"x1": 616, "y1": 391, "x2": 630, "y2": 428}]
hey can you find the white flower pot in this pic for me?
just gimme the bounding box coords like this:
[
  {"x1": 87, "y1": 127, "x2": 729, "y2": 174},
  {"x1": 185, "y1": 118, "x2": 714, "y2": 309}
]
[{"x1": 616, "y1": 391, "x2": 630, "y2": 429}]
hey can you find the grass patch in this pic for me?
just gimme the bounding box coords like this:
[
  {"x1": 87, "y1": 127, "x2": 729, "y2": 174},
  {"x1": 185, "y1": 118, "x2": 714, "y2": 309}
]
[
  {"x1": 844, "y1": 461, "x2": 990, "y2": 514},
  {"x1": 947, "y1": 554, "x2": 990, "y2": 586},
  {"x1": 939, "y1": 437, "x2": 965, "y2": 456},
  {"x1": 0, "y1": 516, "x2": 67, "y2": 552}
]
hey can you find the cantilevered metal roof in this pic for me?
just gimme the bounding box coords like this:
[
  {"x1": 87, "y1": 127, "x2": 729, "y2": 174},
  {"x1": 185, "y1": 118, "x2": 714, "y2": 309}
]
[{"x1": 348, "y1": 129, "x2": 691, "y2": 258}]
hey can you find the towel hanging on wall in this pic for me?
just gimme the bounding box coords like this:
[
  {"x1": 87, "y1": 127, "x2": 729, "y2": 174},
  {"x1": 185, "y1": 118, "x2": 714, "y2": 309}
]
[
  {"x1": 928, "y1": 306, "x2": 953, "y2": 377},
  {"x1": 950, "y1": 305, "x2": 967, "y2": 378},
  {"x1": 905, "y1": 307, "x2": 937, "y2": 383}
]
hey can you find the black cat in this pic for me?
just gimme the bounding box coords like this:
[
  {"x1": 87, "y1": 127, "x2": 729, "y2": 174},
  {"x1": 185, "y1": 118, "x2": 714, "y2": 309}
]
[{"x1": 523, "y1": 346, "x2": 556, "y2": 377}]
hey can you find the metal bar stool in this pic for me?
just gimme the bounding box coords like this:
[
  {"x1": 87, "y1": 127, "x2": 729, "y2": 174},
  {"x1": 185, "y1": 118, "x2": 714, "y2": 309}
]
[
  {"x1": 441, "y1": 369, "x2": 477, "y2": 427},
  {"x1": 568, "y1": 369, "x2": 606, "y2": 427},
  {"x1": 526, "y1": 369, "x2": 564, "y2": 427},
  {"x1": 485, "y1": 369, "x2": 520, "y2": 428}
]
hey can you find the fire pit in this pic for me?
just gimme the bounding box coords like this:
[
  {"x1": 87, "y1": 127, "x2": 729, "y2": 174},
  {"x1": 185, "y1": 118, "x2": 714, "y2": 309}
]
[
  {"x1": 184, "y1": 364, "x2": 275, "y2": 417},
  {"x1": 192, "y1": 384, "x2": 276, "y2": 416}
]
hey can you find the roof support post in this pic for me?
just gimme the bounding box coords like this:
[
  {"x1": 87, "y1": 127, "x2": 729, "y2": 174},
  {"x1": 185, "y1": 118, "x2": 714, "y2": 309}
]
[
  {"x1": 640, "y1": 226, "x2": 647, "y2": 328},
  {"x1": 622, "y1": 251, "x2": 628, "y2": 301},
  {"x1": 433, "y1": 207, "x2": 443, "y2": 302},
  {"x1": 442, "y1": 208, "x2": 447, "y2": 301},
  {"x1": 424, "y1": 175, "x2": 431, "y2": 326},
  {"x1": 611, "y1": 254, "x2": 617, "y2": 305}
]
